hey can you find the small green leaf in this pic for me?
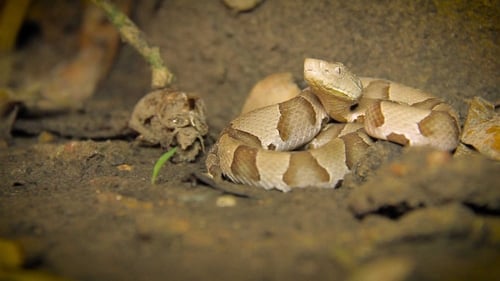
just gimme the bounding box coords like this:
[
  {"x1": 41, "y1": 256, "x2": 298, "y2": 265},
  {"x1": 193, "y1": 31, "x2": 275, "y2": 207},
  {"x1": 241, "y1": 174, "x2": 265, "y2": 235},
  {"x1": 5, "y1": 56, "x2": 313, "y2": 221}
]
[{"x1": 151, "y1": 147, "x2": 177, "y2": 184}]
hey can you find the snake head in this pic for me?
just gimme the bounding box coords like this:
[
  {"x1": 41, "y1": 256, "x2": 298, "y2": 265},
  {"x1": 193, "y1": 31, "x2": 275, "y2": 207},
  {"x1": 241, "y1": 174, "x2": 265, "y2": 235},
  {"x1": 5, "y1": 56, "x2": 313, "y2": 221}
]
[{"x1": 304, "y1": 58, "x2": 363, "y2": 101}]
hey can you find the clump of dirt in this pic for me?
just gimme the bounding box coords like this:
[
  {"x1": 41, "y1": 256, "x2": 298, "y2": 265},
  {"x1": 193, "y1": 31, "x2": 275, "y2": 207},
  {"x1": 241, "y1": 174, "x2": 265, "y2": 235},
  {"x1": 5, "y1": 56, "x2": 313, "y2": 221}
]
[
  {"x1": 128, "y1": 89, "x2": 208, "y2": 162},
  {"x1": 348, "y1": 147, "x2": 499, "y2": 219}
]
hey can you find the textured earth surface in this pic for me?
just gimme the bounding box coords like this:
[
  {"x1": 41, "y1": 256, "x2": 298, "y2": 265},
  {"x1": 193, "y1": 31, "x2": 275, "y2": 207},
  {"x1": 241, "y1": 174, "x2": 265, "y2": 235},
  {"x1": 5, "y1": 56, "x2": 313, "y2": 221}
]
[{"x1": 1, "y1": 1, "x2": 499, "y2": 280}]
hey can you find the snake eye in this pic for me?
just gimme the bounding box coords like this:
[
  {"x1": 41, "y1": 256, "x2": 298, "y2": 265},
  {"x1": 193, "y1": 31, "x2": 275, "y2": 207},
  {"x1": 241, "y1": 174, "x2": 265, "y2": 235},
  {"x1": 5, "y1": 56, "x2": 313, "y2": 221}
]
[{"x1": 334, "y1": 66, "x2": 342, "y2": 75}]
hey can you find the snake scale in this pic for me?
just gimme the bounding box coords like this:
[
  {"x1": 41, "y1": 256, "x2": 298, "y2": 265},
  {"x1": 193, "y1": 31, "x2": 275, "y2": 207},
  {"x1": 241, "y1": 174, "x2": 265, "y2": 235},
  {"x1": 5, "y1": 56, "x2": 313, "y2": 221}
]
[{"x1": 206, "y1": 58, "x2": 460, "y2": 192}]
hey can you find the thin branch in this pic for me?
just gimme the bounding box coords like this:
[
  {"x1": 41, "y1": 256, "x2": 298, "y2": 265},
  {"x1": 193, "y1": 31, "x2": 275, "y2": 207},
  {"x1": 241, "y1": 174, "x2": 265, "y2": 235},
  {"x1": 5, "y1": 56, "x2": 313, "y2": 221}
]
[{"x1": 91, "y1": 0, "x2": 174, "y2": 89}]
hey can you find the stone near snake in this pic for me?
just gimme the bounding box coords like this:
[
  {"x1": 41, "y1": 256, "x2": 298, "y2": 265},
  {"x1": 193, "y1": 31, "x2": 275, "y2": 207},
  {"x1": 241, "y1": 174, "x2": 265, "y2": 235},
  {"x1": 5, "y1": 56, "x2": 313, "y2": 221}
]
[{"x1": 206, "y1": 58, "x2": 460, "y2": 192}]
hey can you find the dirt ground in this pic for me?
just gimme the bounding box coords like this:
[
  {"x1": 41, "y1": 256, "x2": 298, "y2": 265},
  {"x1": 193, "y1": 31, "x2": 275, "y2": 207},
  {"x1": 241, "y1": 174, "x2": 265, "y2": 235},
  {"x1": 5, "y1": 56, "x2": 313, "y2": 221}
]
[{"x1": 1, "y1": 1, "x2": 499, "y2": 280}]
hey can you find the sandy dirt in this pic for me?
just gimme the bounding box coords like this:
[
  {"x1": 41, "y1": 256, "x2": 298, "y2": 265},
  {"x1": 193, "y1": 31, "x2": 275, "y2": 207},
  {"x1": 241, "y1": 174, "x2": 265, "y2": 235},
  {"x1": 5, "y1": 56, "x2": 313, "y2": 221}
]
[{"x1": 1, "y1": 1, "x2": 499, "y2": 280}]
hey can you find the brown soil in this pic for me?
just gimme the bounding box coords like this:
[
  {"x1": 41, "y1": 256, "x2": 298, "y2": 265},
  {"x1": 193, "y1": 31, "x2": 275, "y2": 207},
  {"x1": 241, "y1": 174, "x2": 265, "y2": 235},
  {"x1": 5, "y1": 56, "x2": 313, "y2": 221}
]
[{"x1": 1, "y1": 1, "x2": 499, "y2": 280}]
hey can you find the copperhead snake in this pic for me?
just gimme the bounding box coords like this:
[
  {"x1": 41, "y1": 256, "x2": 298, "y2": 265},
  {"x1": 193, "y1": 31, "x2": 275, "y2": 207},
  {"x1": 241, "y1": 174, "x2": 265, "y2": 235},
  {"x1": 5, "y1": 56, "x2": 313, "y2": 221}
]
[{"x1": 206, "y1": 58, "x2": 460, "y2": 192}]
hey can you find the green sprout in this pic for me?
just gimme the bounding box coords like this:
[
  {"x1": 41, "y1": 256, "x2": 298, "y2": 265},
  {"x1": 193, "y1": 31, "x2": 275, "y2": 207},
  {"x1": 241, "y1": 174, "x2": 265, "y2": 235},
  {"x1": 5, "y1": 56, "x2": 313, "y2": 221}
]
[{"x1": 151, "y1": 147, "x2": 177, "y2": 184}]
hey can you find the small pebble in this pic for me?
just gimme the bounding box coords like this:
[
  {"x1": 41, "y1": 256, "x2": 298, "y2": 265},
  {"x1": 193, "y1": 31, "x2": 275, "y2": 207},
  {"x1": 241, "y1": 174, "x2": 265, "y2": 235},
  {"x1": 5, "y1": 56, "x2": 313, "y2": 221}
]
[
  {"x1": 388, "y1": 163, "x2": 409, "y2": 176},
  {"x1": 426, "y1": 150, "x2": 451, "y2": 166},
  {"x1": 38, "y1": 131, "x2": 56, "y2": 143},
  {"x1": 222, "y1": 0, "x2": 264, "y2": 12},
  {"x1": 216, "y1": 195, "x2": 237, "y2": 207},
  {"x1": 117, "y1": 164, "x2": 133, "y2": 171}
]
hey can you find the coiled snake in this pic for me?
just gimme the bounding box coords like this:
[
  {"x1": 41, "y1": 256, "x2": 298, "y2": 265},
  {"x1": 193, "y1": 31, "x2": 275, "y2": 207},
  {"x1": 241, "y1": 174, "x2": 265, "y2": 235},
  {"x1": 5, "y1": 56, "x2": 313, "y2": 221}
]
[{"x1": 206, "y1": 58, "x2": 460, "y2": 192}]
